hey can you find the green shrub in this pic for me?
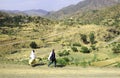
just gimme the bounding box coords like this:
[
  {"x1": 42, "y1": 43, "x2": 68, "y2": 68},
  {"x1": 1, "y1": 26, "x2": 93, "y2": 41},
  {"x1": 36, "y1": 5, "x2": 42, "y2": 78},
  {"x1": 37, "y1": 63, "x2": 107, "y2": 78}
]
[
  {"x1": 63, "y1": 57, "x2": 70, "y2": 63},
  {"x1": 73, "y1": 58, "x2": 80, "y2": 66},
  {"x1": 80, "y1": 46, "x2": 90, "y2": 53},
  {"x1": 71, "y1": 46, "x2": 78, "y2": 52},
  {"x1": 57, "y1": 58, "x2": 67, "y2": 65},
  {"x1": 80, "y1": 34, "x2": 88, "y2": 44},
  {"x1": 115, "y1": 63, "x2": 120, "y2": 68},
  {"x1": 58, "y1": 50, "x2": 70, "y2": 57},
  {"x1": 112, "y1": 43, "x2": 120, "y2": 53},
  {"x1": 10, "y1": 50, "x2": 19, "y2": 54},
  {"x1": 33, "y1": 28, "x2": 39, "y2": 32},
  {"x1": 58, "y1": 52, "x2": 63, "y2": 57},
  {"x1": 37, "y1": 57, "x2": 42, "y2": 61},
  {"x1": 73, "y1": 42, "x2": 81, "y2": 47},
  {"x1": 89, "y1": 32, "x2": 95, "y2": 44},
  {"x1": 90, "y1": 45, "x2": 97, "y2": 50},
  {"x1": 92, "y1": 54, "x2": 97, "y2": 62},
  {"x1": 80, "y1": 61, "x2": 88, "y2": 67},
  {"x1": 30, "y1": 41, "x2": 38, "y2": 49}
]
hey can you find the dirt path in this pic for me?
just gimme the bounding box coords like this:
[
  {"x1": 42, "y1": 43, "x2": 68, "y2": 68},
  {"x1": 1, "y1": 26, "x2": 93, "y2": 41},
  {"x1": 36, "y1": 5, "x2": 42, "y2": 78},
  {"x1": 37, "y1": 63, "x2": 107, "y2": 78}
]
[{"x1": 0, "y1": 64, "x2": 120, "y2": 78}]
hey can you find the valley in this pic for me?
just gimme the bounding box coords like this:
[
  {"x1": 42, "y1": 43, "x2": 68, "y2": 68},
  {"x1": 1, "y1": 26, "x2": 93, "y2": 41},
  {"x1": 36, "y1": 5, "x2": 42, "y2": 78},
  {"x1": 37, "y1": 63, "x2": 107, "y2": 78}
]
[{"x1": 0, "y1": 0, "x2": 120, "y2": 69}]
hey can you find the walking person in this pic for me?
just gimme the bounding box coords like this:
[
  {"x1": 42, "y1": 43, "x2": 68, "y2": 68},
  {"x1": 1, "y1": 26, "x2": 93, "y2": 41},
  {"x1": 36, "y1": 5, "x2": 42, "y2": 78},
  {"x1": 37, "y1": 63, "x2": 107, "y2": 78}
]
[
  {"x1": 48, "y1": 49, "x2": 56, "y2": 67},
  {"x1": 29, "y1": 50, "x2": 36, "y2": 66}
]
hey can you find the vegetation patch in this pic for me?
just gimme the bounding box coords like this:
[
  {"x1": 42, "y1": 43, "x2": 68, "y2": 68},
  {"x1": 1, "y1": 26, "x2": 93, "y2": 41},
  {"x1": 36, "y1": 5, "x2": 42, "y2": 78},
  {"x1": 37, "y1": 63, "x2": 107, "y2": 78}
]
[{"x1": 58, "y1": 50, "x2": 70, "y2": 57}]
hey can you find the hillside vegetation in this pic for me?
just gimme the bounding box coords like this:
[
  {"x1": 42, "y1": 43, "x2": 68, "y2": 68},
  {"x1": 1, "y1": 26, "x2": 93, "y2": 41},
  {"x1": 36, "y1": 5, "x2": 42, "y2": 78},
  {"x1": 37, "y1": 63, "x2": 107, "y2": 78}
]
[
  {"x1": 0, "y1": 1, "x2": 120, "y2": 68},
  {"x1": 0, "y1": 11, "x2": 56, "y2": 58},
  {"x1": 63, "y1": 3, "x2": 120, "y2": 27},
  {"x1": 46, "y1": 0, "x2": 120, "y2": 19}
]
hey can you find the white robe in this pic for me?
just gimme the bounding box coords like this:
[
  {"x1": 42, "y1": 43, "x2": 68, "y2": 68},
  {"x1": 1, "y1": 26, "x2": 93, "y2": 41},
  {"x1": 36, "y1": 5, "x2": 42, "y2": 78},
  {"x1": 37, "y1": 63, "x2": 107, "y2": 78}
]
[
  {"x1": 30, "y1": 51, "x2": 35, "y2": 60},
  {"x1": 48, "y1": 51, "x2": 52, "y2": 60}
]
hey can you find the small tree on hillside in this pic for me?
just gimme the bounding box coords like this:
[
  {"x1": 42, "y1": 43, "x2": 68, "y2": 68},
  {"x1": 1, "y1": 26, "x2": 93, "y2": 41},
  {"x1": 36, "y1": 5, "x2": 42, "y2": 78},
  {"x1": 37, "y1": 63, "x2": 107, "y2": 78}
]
[
  {"x1": 89, "y1": 32, "x2": 95, "y2": 44},
  {"x1": 30, "y1": 41, "x2": 38, "y2": 49},
  {"x1": 80, "y1": 34, "x2": 88, "y2": 44}
]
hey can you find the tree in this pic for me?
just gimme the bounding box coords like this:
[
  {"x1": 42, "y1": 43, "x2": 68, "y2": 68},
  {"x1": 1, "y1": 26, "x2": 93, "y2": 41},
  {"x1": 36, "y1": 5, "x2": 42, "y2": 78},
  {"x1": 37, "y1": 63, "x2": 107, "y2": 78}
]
[
  {"x1": 30, "y1": 41, "x2": 38, "y2": 49},
  {"x1": 80, "y1": 34, "x2": 88, "y2": 44},
  {"x1": 89, "y1": 32, "x2": 95, "y2": 44}
]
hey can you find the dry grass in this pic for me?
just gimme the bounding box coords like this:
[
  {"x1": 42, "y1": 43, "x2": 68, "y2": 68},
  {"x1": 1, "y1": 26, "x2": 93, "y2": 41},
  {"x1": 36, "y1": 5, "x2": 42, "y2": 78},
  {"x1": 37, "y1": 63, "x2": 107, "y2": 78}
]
[
  {"x1": 0, "y1": 64, "x2": 120, "y2": 78},
  {"x1": 92, "y1": 57, "x2": 120, "y2": 67},
  {"x1": 0, "y1": 35, "x2": 10, "y2": 41},
  {"x1": 0, "y1": 24, "x2": 119, "y2": 68}
]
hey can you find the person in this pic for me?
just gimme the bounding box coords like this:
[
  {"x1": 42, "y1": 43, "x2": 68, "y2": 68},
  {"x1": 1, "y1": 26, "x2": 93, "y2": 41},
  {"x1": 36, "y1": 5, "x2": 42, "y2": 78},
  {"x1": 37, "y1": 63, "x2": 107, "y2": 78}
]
[
  {"x1": 29, "y1": 50, "x2": 36, "y2": 66},
  {"x1": 48, "y1": 49, "x2": 56, "y2": 67}
]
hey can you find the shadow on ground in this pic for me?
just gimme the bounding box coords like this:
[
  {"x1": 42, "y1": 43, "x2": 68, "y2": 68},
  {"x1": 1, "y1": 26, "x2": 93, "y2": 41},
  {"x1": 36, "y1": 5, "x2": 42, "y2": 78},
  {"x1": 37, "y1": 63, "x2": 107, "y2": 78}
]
[
  {"x1": 32, "y1": 63, "x2": 45, "y2": 67},
  {"x1": 56, "y1": 65, "x2": 66, "y2": 68}
]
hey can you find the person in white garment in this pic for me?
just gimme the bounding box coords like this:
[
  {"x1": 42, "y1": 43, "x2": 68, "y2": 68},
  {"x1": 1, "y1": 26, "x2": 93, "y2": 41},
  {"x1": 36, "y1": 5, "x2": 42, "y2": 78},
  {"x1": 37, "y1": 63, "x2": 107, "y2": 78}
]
[{"x1": 29, "y1": 50, "x2": 36, "y2": 66}]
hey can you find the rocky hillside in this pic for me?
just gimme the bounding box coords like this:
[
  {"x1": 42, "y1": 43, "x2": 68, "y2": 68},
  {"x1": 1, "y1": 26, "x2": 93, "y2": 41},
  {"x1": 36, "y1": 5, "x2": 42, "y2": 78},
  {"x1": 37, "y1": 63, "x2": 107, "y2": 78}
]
[
  {"x1": 62, "y1": 3, "x2": 120, "y2": 27},
  {"x1": 46, "y1": 0, "x2": 120, "y2": 19}
]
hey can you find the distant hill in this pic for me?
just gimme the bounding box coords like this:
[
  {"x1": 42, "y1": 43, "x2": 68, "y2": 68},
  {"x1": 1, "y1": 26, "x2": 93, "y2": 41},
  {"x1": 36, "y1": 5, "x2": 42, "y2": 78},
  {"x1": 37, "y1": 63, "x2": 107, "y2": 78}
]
[
  {"x1": 23, "y1": 9, "x2": 49, "y2": 16},
  {"x1": 46, "y1": 0, "x2": 120, "y2": 20},
  {"x1": 0, "y1": 10, "x2": 27, "y2": 16},
  {"x1": 0, "y1": 9, "x2": 49, "y2": 16},
  {"x1": 0, "y1": 11, "x2": 54, "y2": 27}
]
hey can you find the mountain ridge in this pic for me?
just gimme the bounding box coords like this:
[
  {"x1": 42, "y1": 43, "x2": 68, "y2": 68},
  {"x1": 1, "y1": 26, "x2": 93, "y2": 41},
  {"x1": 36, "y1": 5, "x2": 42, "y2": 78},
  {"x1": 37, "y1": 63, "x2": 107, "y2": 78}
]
[
  {"x1": 23, "y1": 9, "x2": 49, "y2": 16},
  {"x1": 46, "y1": 0, "x2": 120, "y2": 20},
  {"x1": 0, "y1": 9, "x2": 49, "y2": 16}
]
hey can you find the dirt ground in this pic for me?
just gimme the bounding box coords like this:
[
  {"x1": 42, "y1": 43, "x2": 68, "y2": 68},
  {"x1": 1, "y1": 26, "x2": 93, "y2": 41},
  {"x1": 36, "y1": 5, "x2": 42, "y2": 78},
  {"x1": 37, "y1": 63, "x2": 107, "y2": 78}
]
[{"x1": 0, "y1": 64, "x2": 120, "y2": 78}]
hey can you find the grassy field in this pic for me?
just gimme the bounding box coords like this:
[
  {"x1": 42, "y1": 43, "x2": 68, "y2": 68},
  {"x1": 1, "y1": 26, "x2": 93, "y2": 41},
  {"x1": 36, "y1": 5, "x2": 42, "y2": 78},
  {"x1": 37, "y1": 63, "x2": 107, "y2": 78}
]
[
  {"x1": 0, "y1": 26, "x2": 120, "y2": 78},
  {"x1": 0, "y1": 25, "x2": 120, "y2": 67},
  {"x1": 0, "y1": 8, "x2": 120, "y2": 78},
  {"x1": 0, "y1": 64, "x2": 120, "y2": 78}
]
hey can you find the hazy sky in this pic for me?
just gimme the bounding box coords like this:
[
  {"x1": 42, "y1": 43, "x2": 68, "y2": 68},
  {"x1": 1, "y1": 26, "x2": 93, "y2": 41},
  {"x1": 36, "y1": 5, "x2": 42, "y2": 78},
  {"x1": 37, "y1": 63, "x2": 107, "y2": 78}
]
[{"x1": 0, "y1": 0, "x2": 84, "y2": 11}]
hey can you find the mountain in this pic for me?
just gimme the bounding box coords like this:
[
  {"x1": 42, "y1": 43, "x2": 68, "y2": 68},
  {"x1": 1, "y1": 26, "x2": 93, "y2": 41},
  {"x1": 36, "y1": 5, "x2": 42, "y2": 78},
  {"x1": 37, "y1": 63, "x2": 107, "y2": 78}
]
[
  {"x1": 23, "y1": 9, "x2": 49, "y2": 16},
  {"x1": 0, "y1": 10, "x2": 27, "y2": 16},
  {"x1": 62, "y1": 3, "x2": 120, "y2": 28},
  {"x1": 46, "y1": 0, "x2": 120, "y2": 20},
  {"x1": 0, "y1": 9, "x2": 49, "y2": 16}
]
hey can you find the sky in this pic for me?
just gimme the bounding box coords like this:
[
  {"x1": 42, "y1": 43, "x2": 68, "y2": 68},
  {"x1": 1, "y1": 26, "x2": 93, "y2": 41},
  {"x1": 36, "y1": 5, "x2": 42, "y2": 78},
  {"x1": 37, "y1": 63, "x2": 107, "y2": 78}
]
[{"x1": 0, "y1": 0, "x2": 84, "y2": 11}]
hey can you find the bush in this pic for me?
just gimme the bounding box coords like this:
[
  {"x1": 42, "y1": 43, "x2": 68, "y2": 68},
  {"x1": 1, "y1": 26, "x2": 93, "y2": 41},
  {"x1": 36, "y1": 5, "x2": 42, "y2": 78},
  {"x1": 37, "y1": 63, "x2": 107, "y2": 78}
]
[
  {"x1": 89, "y1": 32, "x2": 95, "y2": 44},
  {"x1": 80, "y1": 61, "x2": 88, "y2": 67},
  {"x1": 80, "y1": 46, "x2": 90, "y2": 53},
  {"x1": 30, "y1": 41, "x2": 38, "y2": 49},
  {"x1": 90, "y1": 45, "x2": 97, "y2": 50},
  {"x1": 71, "y1": 46, "x2": 78, "y2": 52},
  {"x1": 57, "y1": 58, "x2": 67, "y2": 66},
  {"x1": 58, "y1": 50, "x2": 70, "y2": 57},
  {"x1": 72, "y1": 58, "x2": 80, "y2": 66},
  {"x1": 112, "y1": 43, "x2": 120, "y2": 53},
  {"x1": 115, "y1": 63, "x2": 120, "y2": 68},
  {"x1": 80, "y1": 34, "x2": 88, "y2": 44},
  {"x1": 63, "y1": 57, "x2": 70, "y2": 63},
  {"x1": 73, "y1": 42, "x2": 81, "y2": 47}
]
